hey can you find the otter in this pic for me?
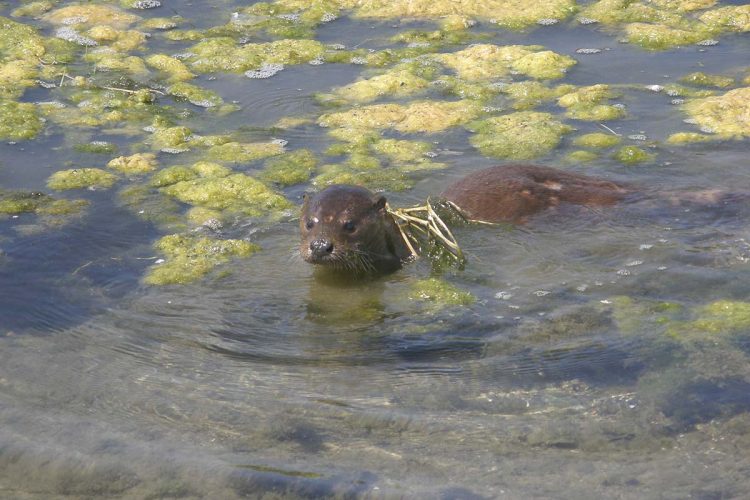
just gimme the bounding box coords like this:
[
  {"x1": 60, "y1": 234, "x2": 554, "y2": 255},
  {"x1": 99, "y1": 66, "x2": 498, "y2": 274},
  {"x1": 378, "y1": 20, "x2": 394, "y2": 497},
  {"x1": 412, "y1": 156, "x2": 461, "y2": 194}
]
[
  {"x1": 300, "y1": 184, "x2": 411, "y2": 275},
  {"x1": 300, "y1": 163, "x2": 631, "y2": 274}
]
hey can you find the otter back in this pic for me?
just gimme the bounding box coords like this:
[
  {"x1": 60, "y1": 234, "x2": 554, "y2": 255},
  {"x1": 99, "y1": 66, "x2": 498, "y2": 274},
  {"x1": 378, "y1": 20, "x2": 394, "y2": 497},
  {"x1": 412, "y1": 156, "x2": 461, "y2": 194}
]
[{"x1": 442, "y1": 164, "x2": 629, "y2": 223}]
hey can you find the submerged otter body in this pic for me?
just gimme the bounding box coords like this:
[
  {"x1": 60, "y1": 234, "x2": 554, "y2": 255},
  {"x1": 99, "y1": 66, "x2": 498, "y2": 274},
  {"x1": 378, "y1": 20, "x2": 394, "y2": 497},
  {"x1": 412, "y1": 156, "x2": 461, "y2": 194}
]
[
  {"x1": 301, "y1": 164, "x2": 630, "y2": 274},
  {"x1": 441, "y1": 164, "x2": 630, "y2": 224}
]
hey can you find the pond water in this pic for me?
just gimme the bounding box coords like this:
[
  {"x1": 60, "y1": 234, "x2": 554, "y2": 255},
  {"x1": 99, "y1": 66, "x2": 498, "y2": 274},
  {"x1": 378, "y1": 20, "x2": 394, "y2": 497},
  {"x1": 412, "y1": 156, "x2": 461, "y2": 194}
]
[{"x1": 1, "y1": 1, "x2": 750, "y2": 498}]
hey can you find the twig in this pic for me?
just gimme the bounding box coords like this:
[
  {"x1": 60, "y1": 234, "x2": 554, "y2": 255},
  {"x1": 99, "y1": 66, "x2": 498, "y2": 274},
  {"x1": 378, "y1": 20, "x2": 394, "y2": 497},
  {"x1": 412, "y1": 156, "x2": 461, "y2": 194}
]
[{"x1": 598, "y1": 123, "x2": 621, "y2": 136}]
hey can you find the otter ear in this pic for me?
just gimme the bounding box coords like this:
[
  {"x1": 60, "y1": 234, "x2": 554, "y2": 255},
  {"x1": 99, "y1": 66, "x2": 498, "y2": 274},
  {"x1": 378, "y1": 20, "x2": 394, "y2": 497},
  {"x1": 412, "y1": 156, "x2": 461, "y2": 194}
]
[
  {"x1": 373, "y1": 194, "x2": 387, "y2": 213},
  {"x1": 301, "y1": 192, "x2": 310, "y2": 209}
]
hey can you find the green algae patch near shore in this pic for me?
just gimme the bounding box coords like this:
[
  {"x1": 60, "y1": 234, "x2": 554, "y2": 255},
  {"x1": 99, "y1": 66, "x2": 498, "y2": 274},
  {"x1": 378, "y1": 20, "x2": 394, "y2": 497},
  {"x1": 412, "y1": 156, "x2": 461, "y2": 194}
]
[
  {"x1": 408, "y1": 278, "x2": 475, "y2": 307},
  {"x1": 469, "y1": 111, "x2": 573, "y2": 160},
  {"x1": 47, "y1": 168, "x2": 118, "y2": 191},
  {"x1": 144, "y1": 234, "x2": 260, "y2": 285},
  {"x1": 319, "y1": 100, "x2": 482, "y2": 134},
  {"x1": 682, "y1": 87, "x2": 750, "y2": 138}
]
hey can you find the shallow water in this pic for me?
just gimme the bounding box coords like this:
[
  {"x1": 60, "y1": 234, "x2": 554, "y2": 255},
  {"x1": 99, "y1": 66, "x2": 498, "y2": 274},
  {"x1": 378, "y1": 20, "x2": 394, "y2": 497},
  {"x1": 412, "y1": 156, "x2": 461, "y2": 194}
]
[{"x1": 2, "y1": 1, "x2": 750, "y2": 498}]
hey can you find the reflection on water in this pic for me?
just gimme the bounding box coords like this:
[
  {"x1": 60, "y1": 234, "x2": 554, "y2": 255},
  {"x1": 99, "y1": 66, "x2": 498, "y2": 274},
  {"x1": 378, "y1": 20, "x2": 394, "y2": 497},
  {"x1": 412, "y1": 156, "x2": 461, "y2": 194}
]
[{"x1": 1, "y1": 1, "x2": 750, "y2": 498}]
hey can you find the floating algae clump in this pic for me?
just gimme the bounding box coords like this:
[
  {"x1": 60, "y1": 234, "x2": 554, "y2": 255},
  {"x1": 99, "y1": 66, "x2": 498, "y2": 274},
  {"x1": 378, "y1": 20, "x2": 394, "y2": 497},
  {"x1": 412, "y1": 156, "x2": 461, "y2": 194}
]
[
  {"x1": 85, "y1": 26, "x2": 146, "y2": 52},
  {"x1": 206, "y1": 141, "x2": 285, "y2": 163},
  {"x1": 469, "y1": 111, "x2": 573, "y2": 160},
  {"x1": 0, "y1": 16, "x2": 50, "y2": 98},
  {"x1": 11, "y1": 1, "x2": 55, "y2": 18},
  {"x1": 435, "y1": 44, "x2": 575, "y2": 81},
  {"x1": 186, "y1": 38, "x2": 325, "y2": 73},
  {"x1": 679, "y1": 72, "x2": 734, "y2": 88},
  {"x1": 682, "y1": 87, "x2": 750, "y2": 138},
  {"x1": 167, "y1": 82, "x2": 223, "y2": 108},
  {"x1": 260, "y1": 149, "x2": 317, "y2": 186},
  {"x1": 319, "y1": 100, "x2": 481, "y2": 134},
  {"x1": 572, "y1": 132, "x2": 622, "y2": 149},
  {"x1": 145, "y1": 54, "x2": 195, "y2": 82},
  {"x1": 500, "y1": 81, "x2": 574, "y2": 110},
  {"x1": 160, "y1": 162, "x2": 292, "y2": 217},
  {"x1": 566, "y1": 150, "x2": 599, "y2": 163},
  {"x1": 43, "y1": 5, "x2": 139, "y2": 29},
  {"x1": 343, "y1": 0, "x2": 577, "y2": 30},
  {"x1": 151, "y1": 126, "x2": 192, "y2": 149},
  {"x1": 74, "y1": 141, "x2": 118, "y2": 154},
  {"x1": 624, "y1": 23, "x2": 707, "y2": 50},
  {"x1": 408, "y1": 278, "x2": 475, "y2": 307},
  {"x1": 330, "y1": 69, "x2": 429, "y2": 103},
  {"x1": 558, "y1": 85, "x2": 626, "y2": 121},
  {"x1": 107, "y1": 153, "x2": 158, "y2": 174},
  {"x1": 699, "y1": 5, "x2": 750, "y2": 32},
  {"x1": 666, "y1": 132, "x2": 713, "y2": 144},
  {"x1": 510, "y1": 50, "x2": 577, "y2": 80},
  {"x1": 118, "y1": 184, "x2": 184, "y2": 228},
  {"x1": 371, "y1": 139, "x2": 432, "y2": 163},
  {"x1": 0, "y1": 101, "x2": 43, "y2": 140},
  {"x1": 47, "y1": 168, "x2": 118, "y2": 190},
  {"x1": 150, "y1": 165, "x2": 199, "y2": 187},
  {"x1": 144, "y1": 234, "x2": 260, "y2": 285},
  {"x1": 0, "y1": 191, "x2": 88, "y2": 216},
  {"x1": 665, "y1": 300, "x2": 750, "y2": 342},
  {"x1": 312, "y1": 164, "x2": 412, "y2": 192},
  {"x1": 613, "y1": 145, "x2": 653, "y2": 165}
]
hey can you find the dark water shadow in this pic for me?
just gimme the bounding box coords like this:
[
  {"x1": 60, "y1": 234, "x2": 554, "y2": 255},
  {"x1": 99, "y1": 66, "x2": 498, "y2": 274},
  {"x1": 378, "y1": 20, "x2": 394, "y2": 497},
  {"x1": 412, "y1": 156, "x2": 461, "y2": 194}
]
[{"x1": 0, "y1": 199, "x2": 158, "y2": 334}]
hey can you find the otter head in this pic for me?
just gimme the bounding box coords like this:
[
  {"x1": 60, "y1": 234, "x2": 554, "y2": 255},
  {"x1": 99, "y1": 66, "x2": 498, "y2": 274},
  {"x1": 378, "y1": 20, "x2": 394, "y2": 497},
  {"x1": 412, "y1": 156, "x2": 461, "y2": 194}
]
[{"x1": 300, "y1": 185, "x2": 398, "y2": 275}]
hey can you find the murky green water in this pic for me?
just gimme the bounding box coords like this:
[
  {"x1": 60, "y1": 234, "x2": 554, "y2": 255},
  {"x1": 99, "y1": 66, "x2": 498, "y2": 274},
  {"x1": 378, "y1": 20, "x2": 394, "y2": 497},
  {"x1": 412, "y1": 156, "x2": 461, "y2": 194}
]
[{"x1": 2, "y1": 1, "x2": 750, "y2": 498}]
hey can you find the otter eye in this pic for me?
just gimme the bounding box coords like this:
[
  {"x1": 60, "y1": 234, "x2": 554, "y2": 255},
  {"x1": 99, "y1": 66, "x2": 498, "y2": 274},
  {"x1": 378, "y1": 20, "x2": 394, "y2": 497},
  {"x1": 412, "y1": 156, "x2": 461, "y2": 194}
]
[
  {"x1": 342, "y1": 220, "x2": 356, "y2": 232},
  {"x1": 305, "y1": 219, "x2": 315, "y2": 230}
]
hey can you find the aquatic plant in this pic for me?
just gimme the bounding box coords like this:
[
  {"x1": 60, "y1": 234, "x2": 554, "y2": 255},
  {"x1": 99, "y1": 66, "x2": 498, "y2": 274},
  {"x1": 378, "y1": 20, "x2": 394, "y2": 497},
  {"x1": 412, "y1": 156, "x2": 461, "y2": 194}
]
[
  {"x1": 144, "y1": 234, "x2": 260, "y2": 285},
  {"x1": 682, "y1": 87, "x2": 750, "y2": 138},
  {"x1": 469, "y1": 111, "x2": 573, "y2": 159},
  {"x1": 408, "y1": 278, "x2": 475, "y2": 306},
  {"x1": 47, "y1": 168, "x2": 118, "y2": 190}
]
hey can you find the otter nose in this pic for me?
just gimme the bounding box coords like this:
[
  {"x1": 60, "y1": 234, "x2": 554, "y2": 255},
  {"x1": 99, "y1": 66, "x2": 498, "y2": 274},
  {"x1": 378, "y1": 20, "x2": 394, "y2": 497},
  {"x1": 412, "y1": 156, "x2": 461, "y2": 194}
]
[{"x1": 309, "y1": 238, "x2": 334, "y2": 257}]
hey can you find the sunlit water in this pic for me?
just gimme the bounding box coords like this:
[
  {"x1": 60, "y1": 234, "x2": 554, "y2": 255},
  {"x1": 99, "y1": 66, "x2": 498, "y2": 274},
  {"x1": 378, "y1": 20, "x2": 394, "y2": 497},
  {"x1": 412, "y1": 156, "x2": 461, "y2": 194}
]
[{"x1": 1, "y1": 2, "x2": 750, "y2": 498}]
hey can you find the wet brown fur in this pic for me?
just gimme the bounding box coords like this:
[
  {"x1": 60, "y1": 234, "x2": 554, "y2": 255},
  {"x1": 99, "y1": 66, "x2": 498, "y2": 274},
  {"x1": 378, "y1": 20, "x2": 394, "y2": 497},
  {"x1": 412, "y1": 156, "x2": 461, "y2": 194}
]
[
  {"x1": 300, "y1": 164, "x2": 630, "y2": 274},
  {"x1": 300, "y1": 185, "x2": 410, "y2": 274},
  {"x1": 441, "y1": 164, "x2": 629, "y2": 223}
]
